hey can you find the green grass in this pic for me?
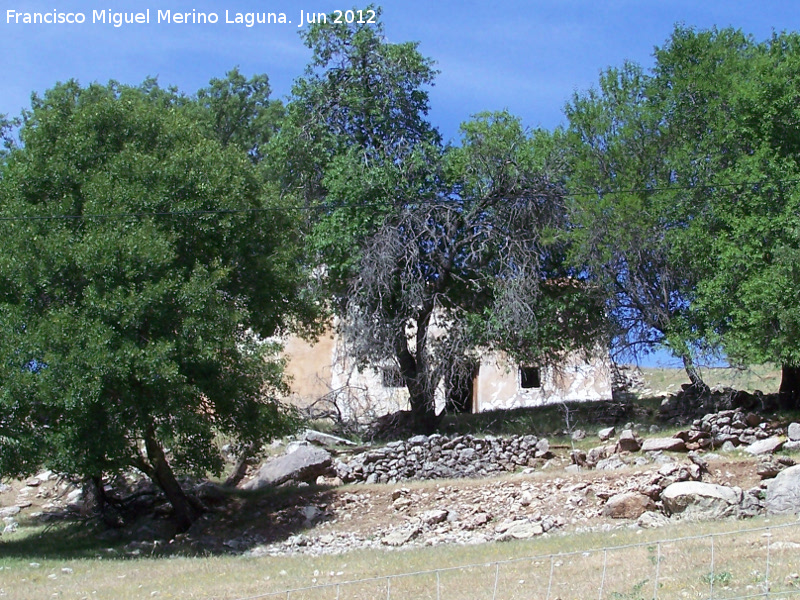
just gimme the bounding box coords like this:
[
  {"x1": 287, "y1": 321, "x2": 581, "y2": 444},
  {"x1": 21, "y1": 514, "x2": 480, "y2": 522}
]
[{"x1": 1, "y1": 516, "x2": 797, "y2": 599}]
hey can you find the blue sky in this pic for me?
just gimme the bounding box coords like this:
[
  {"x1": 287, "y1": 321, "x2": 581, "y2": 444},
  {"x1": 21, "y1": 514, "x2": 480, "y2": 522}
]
[
  {"x1": 4, "y1": 1, "x2": 799, "y2": 366},
  {"x1": 4, "y1": 1, "x2": 800, "y2": 142}
]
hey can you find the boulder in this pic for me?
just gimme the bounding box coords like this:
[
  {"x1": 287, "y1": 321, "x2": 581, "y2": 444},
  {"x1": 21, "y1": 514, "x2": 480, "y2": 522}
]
[
  {"x1": 616, "y1": 430, "x2": 642, "y2": 452},
  {"x1": 603, "y1": 492, "x2": 655, "y2": 519},
  {"x1": 534, "y1": 438, "x2": 551, "y2": 458},
  {"x1": 382, "y1": 526, "x2": 421, "y2": 547},
  {"x1": 243, "y1": 446, "x2": 332, "y2": 490},
  {"x1": 0, "y1": 506, "x2": 21, "y2": 519},
  {"x1": 757, "y1": 456, "x2": 795, "y2": 480},
  {"x1": 766, "y1": 465, "x2": 800, "y2": 515},
  {"x1": 784, "y1": 441, "x2": 800, "y2": 453},
  {"x1": 788, "y1": 423, "x2": 800, "y2": 442},
  {"x1": 596, "y1": 456, "x2": 627, "y2": 471},
  {"x1": 637, "y1": 511, "x2": 670, "y2": 528},
  {"x1": 744, "y1": 437, "x2": 784, "y2": 456},
  {"x1": 304, "y1": 429, "x2": 357, "y2": 447},
  {"x1": 571, "y1": 429, "x2": 587, "y2": 441},
  {"x1": 496, "y1": 520, "x2": 543, "y2": 541},
  {"x1": 598, "y1": 427, "x2": 616, "y2": 442},
  {"x1": 642, "y1": 438, "x2": 687, "y2": 453},
  {"x1": 661, "y1": 481, "x2": 742, "y2": 520}
]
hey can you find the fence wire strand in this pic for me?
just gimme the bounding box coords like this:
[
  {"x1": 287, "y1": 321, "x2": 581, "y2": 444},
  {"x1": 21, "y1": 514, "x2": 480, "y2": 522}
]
[{"x1": 233, "y1": 521, "x2": 800, "y2": 600}]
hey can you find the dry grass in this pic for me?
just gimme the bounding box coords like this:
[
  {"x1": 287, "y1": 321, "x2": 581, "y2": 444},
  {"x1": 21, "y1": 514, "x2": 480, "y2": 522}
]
[
  {"x1": 2, "y1": 516, "x2": 799, "y2": 599},
  {"x1": 639, "y1": 364, "x2": 781, "y2": 396}
]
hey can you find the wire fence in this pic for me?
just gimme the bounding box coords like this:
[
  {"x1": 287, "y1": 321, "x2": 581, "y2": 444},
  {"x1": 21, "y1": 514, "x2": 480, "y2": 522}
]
[{"x1": 234, "y1": 521, "x2": 800, "y2": 600}]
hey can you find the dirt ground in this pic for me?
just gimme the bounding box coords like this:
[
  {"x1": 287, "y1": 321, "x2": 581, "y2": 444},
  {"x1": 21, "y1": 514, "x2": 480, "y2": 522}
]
[{"x1": 0, "y1": 439, "x2": 777, "y2": 561}]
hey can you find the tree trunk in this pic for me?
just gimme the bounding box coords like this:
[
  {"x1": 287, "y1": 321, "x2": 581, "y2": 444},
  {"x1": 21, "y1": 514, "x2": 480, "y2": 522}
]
[
  {"x1": 223, "y1": 441, "x2": 257, "y2": 488},
  {"x1": 408, "y1": 388, "x2": 440, "y2": 434},
  {"x1": 779, "y1": 365, "x2": 800, "y2": 409},
  {"x1": 393, "y1": 307, "x2": 442, "y2": 435},
  {"x1": 397, "y1": 354, "x2": 440, "y2": 434},
  {"x1": 143, "y1": 422, "x2": 200, "y2": 532},
  {"x1": 682, "y1": 354, "x2": 709, "y2": 394},
  {"x1": 85, "y1": 475, "x2": 124, "y2": 527}
]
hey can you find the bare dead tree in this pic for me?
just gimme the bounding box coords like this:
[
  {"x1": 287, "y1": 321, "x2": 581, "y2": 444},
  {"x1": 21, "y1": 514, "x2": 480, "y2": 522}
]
[{"x1": 339, "y1": 117, "x2": 603, "y2": 433}]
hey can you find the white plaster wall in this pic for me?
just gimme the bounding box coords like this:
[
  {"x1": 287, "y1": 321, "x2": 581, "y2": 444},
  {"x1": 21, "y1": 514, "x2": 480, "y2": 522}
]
[
  {"x1": 475, "y1": 351, "x2": 612, "y2": 412},
  {"x1": 280, "y1": 327, "x2": 611, "y2": 419}
]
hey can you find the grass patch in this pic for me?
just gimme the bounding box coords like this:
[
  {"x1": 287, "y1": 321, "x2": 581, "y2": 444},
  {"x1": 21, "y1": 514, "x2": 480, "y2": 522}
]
[
  {"x1": 639, "y1": 364, "x2": 781, "y2": 395},
  {"x1": 1, "y1": 516, "x2": 797, "y2": 599}
]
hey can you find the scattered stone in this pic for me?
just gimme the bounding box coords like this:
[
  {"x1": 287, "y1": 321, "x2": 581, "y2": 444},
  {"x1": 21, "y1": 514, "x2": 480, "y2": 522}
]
[
  {"x1": 661, "y1": 482, "x2": 743, "y2": 520},
  {"x1": 571, "y1": 429, "x2": 587, "y2": 441},
  {"x1": 744, "y1": 437, "x2": 784, "y2": 456},
  {"x1": 784, "y1": 441, "x2": 800, "y2": 453},
  {"x1": 421, "y1": 509, "x2": 449, "y2": 526},
  {"x1": 300, "y1": 505, "x2": 323, "y2": 526},
  {"x1": 603, "y1": 492, "x2": 655, "y2": 519},
  {"x1": 765, "y1": 465, "x2": 800, "y2": 515},
  {"x1": 25, "y1": 478, "x2": 40, "y2": 488},
  {"x1": 316, "y1": 476, "x2": 344, "y2": 487},
  {"x1": 243, "y1": 446, "x2": 332, "y2": 490},
  {"x1": 788, "y1": 423, "x2": 800, "y2": 442},
  {"x1": 463, "y1": 513, "x2": 491, "y2": 530},
  {"x1": 0, "y1": 506, "x2": 21, "y2": 519},
  {"x1": 598, "y1": 427, "x2": 616, "y2": 442},
  {"x1": 304, "y1": 430, "x2": 357, "y2": 448},
  {"x1": 637, "y1": 511, "x2": 670, "y2": 529},
  {"x1": 616, "y1": 430, "x2": 642, "y2": 453},
  {"x1": 595, "y1": 457, "x2": 626, "y2": 471},
  {"x1": 642, "y1": 438, "x2": 687, "y2": 453},
  {"x1": 382, "y1": 526, "x2": 421, "y2": 547}
]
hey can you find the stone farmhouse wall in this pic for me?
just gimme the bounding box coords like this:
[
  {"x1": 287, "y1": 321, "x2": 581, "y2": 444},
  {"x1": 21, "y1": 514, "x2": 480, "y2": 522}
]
[{"x1": 281, "y1": 329, "x2": 613, "y2": 420}]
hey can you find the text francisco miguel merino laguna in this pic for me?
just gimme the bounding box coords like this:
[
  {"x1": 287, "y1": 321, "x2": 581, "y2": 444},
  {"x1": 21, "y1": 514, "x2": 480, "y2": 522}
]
[{"x1": 6, "y1": 8, "x2": 379, "y2": 28}]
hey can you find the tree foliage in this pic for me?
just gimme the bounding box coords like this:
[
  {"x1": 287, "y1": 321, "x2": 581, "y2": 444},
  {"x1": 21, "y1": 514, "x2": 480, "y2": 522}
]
[
  {"x1": 0, "y1": 80, "x2": 302, "y2": 530},
  {"x1": 566, "y1": 25, "x2": 800, "y2": 402},
  {"x1": 274, "y1": 11, "x2": 603, "y2": 432}
]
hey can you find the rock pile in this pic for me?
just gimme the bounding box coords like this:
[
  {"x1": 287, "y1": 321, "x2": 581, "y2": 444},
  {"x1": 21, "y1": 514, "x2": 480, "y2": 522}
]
[
  {"x1": 659, "y1": 385, "x2": 774, "y2": 424},
  {"x1": 334, "y1": 434, "x2": 550, "y2": 485},
  {"x1": 676, "y1": 408, "x2": 782, "y2": 451}
]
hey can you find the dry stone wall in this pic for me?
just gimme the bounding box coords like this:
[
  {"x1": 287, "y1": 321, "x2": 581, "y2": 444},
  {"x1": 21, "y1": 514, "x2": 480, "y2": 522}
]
[{"x1": 334, "y1": 434, "x2": 550, "y2": 484}]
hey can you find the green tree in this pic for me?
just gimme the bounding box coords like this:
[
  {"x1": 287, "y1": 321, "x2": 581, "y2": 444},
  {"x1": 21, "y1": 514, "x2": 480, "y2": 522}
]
[
  {"x1": 564, "y1": 60, "x2": 712, "y2": 387},
  {"x1": 566, "y1": 25, "x2": 800, "y2": 405},
  {"x1": 0, "y1": 80, "x2": 301, "y2": 530},
  {"x1": 656, "y1": 28, "x2": 800, "y2": 406},
  {"x1": 273, "y1": 10, "x2": 602, "y2": 431},
  {"x1": 196, "y1": 67, "x2": 284, "y2": 161}
]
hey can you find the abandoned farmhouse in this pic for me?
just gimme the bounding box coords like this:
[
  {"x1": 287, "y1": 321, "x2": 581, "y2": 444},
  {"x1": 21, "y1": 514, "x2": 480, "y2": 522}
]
[{"x1": 280, "y1": 330, "x2": 613, "y2": 420}]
